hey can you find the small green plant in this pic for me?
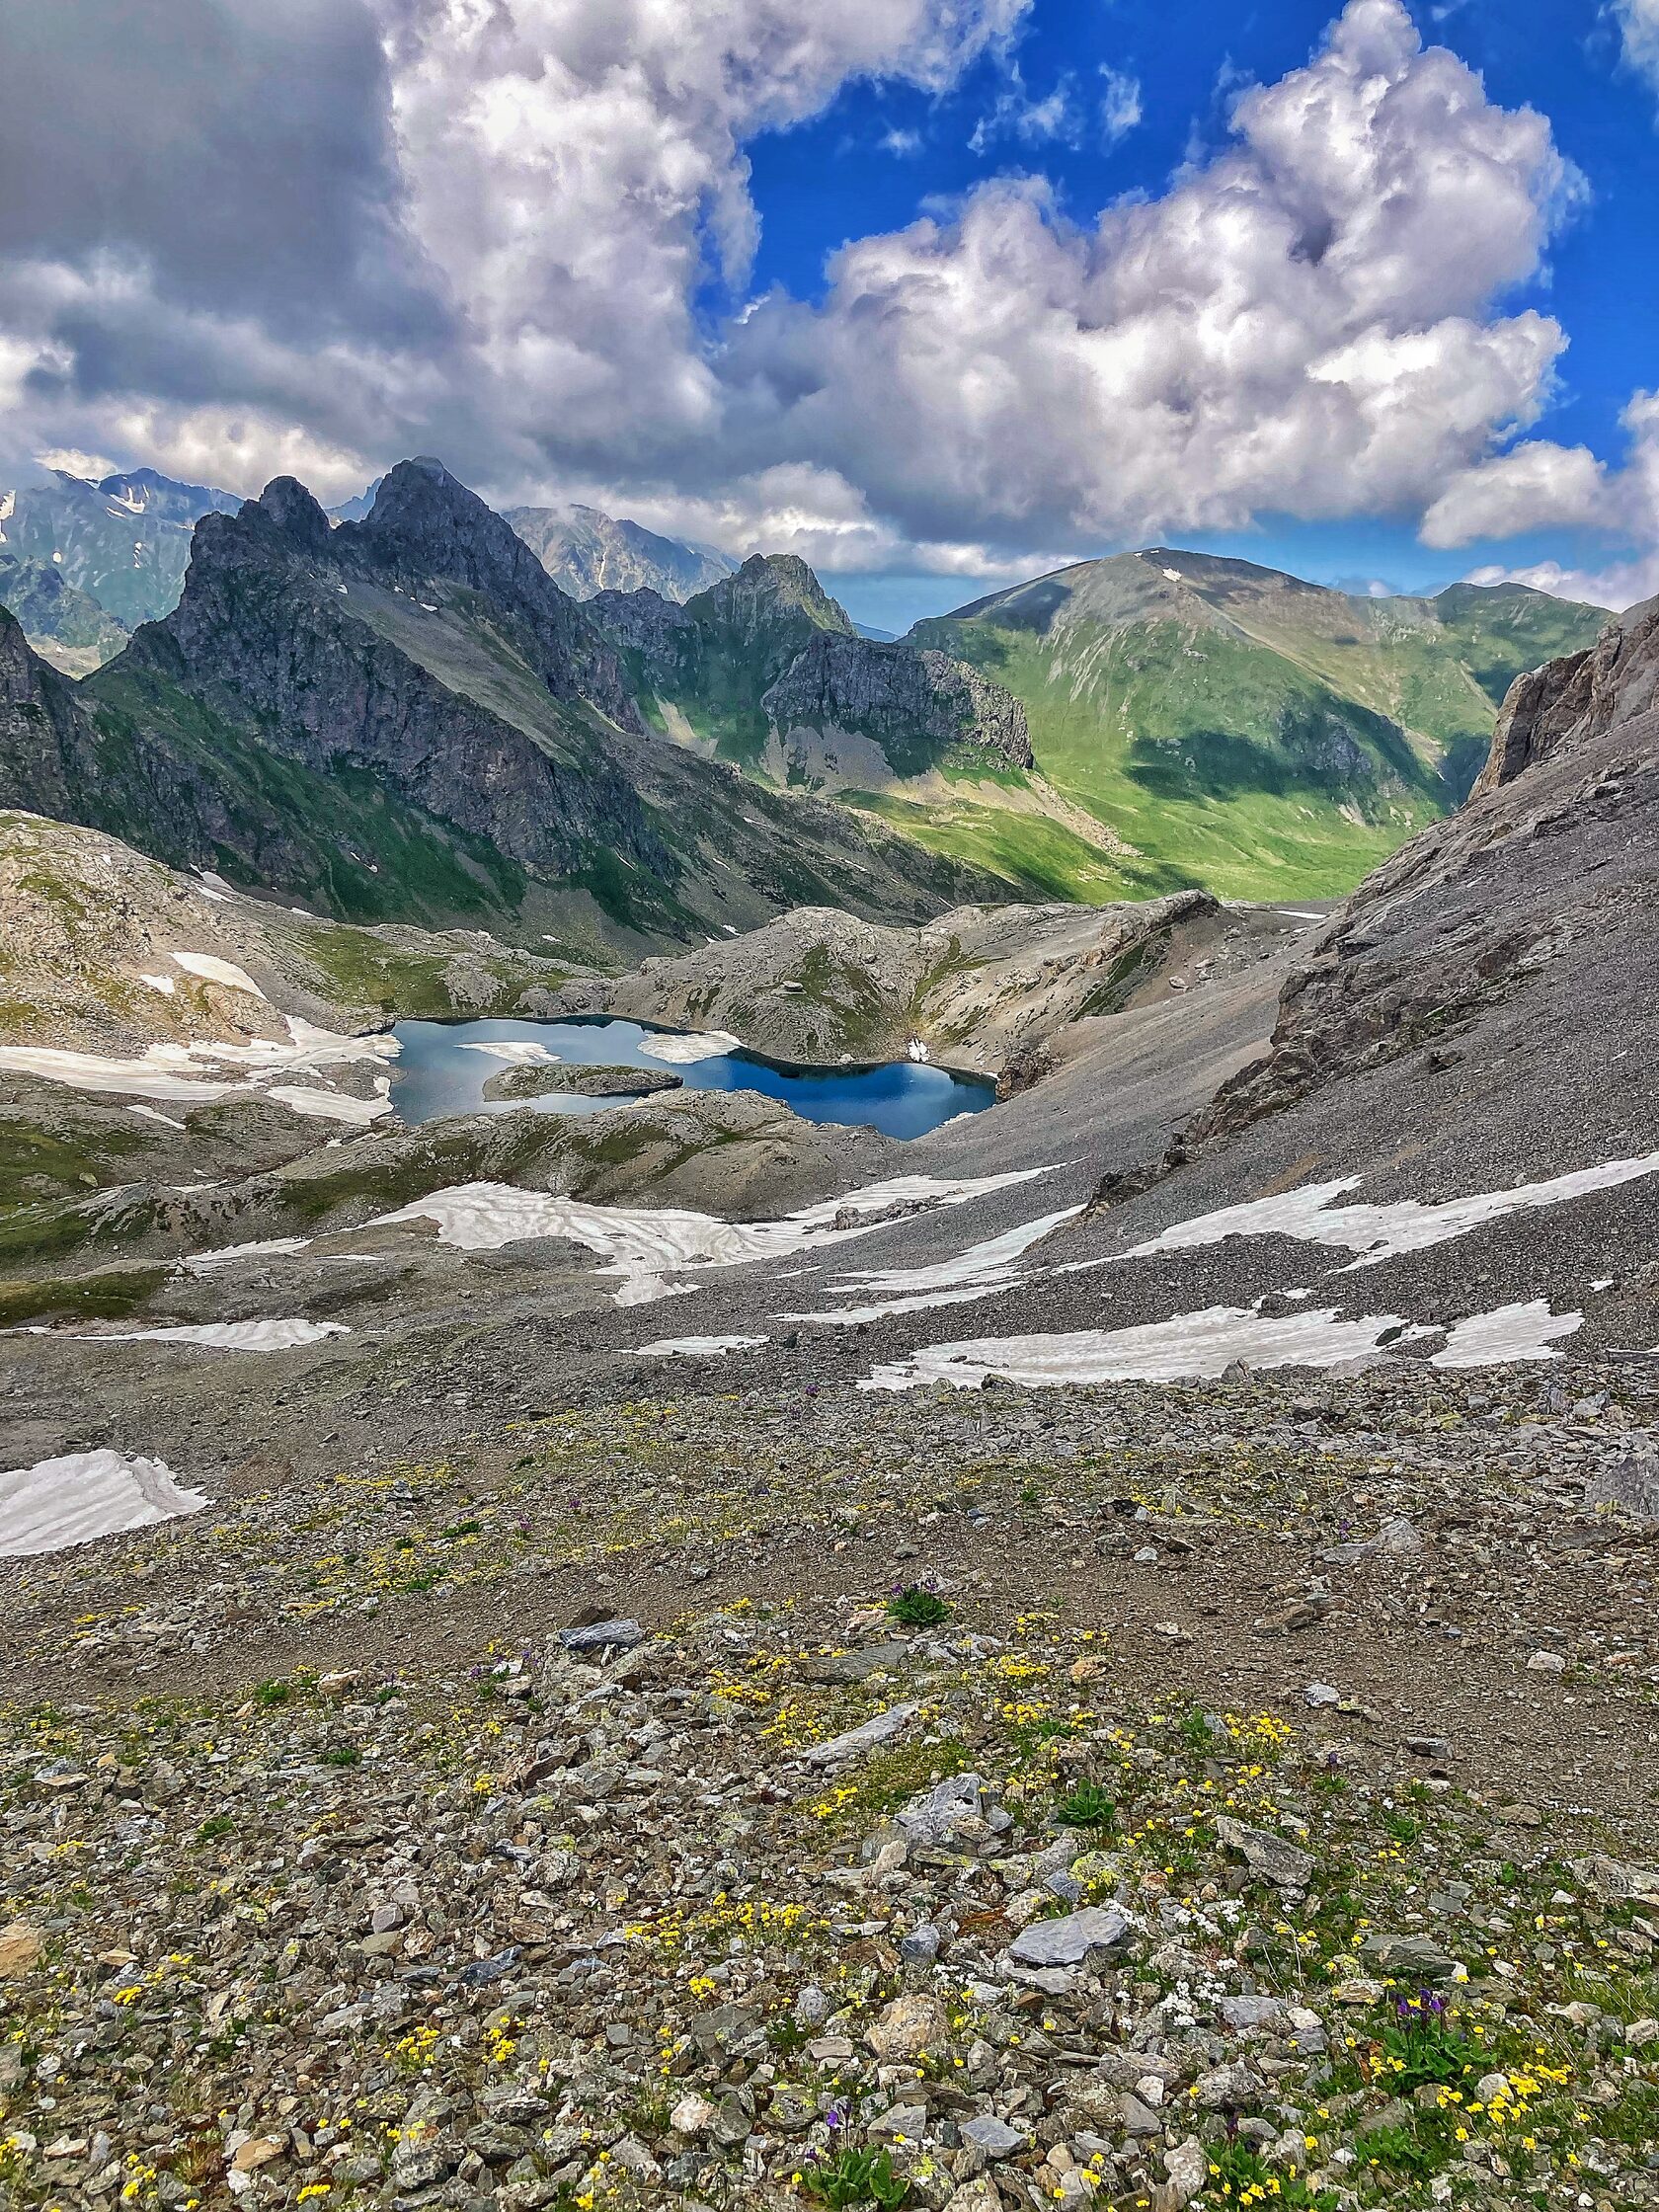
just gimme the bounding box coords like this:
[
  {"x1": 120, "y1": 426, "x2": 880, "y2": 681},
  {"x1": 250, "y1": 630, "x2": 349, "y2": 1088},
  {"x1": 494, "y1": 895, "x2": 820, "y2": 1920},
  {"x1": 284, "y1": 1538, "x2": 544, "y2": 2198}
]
[
  {"x1": 887, "y1": 1585, "x2": 949, "y2": 1629},
  {"x1": 197, "y1": 1814, "x2": 235, "y2": 1842},
  {"x1": 254, "y1": 1679, "x2": 290, "y2": 1707},
  {"x1": 1054, "y1": 1780, "x2": 1118, "y2": 1832},
  {"x1": 319, "y1": 1745, "x2": 360, "y2": 1767},
  {"x1": 1379, "y1": 1990, "x2": 1480, "y2": 2091},
  {"x1": 1178, "y1": 1706, "x2": 1219, "y2": 1757},
  {"x1": 802, "y1": 2145, "x2": 908, "y2": 2209}
]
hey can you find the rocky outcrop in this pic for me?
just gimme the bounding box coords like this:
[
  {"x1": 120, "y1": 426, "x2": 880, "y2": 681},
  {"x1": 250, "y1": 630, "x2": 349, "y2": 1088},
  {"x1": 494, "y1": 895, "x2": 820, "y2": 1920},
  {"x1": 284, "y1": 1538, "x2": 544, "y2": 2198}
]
[
  {"x1": 1475, "y1": 595, "x2": 1652, "y2": 794},
  {"x1": 480, "y1": 1063, "x2": 681, "y2": 1102},
  {"x1": 559, "y1": 893, "x2": 1222, "y2": 1077},
  {"x1": 1175, "y1": 594, "x2": 1659, "y2": 1153},
  {"x1": 761, "y1": 634, "x2": 1032, "y2": 769},
  {"x1": 589, "y1": 554, "x2": 1032, "y2": 782}
]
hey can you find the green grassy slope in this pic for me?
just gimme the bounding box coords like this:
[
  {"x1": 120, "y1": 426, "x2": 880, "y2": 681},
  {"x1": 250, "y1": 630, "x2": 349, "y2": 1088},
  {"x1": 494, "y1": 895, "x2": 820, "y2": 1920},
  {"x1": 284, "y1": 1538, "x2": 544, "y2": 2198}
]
[{"x1": 910, "y1": 552, "x2": 1608, "y2": 900}]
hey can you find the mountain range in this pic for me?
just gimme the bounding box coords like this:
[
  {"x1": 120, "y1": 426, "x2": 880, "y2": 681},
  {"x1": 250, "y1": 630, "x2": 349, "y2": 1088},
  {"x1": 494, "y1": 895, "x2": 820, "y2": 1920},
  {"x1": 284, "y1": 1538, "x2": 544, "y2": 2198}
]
[
  {"x1": 0, "y1": 453, "x2": 1613, "y2": 935},
  {"x1": 0, "y1": 459, "x2": 1003, "y2": 956},
  {"x1": 0, "y1": 465, "x2": 241, "y2": 629},
  {"x1": 505, "y1": 503, "x2": 737, "y2": 601}
]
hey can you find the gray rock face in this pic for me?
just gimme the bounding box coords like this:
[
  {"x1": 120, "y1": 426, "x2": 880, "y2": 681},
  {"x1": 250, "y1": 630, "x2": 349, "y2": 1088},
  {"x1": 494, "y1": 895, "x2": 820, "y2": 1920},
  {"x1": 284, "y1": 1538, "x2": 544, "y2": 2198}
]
[
  {"x1": 1476, "y1": 595, "x2": 1650, "y2": 794},
  {"x1": 1214, "y1": 1817, "x2": 1315, "y2": 1890},
  {"x1": 802, "y1": 1701, "x2": 918, "y2": 1768},
  {"x1": 760, "y1": 633, "x2": 1032, "y2": 770},
  {"x1": 897, "y1": 1773, "x2": 991, "y2": 1848}
]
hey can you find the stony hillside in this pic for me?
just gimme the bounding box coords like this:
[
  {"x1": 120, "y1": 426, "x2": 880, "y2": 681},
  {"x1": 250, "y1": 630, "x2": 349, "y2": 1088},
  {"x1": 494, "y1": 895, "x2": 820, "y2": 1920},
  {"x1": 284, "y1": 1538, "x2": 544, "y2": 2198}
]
[
  {"x1": 508, "y1": 503, "x2": 737, "y2": 600},
  {"x1": 3, "y1": 462, "x2": 1005, "y2": 955},
  {"x1": 0, "y1": 810, "x2": 585, "y2": 1211},
  {"x1": 910, "y1": 550, "x2": 1609, "y2": 903}
]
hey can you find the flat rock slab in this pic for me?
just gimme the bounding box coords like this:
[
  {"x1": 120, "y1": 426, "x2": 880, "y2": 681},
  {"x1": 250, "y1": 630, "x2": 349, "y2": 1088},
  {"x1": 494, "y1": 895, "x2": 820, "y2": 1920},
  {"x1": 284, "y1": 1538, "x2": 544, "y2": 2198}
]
[
  {"x1": 560, "y1": 1618, "x2": 645, "y2": 1654},
  {"x1": 1215, "y1": 1815, "x2": 1315, "y2": 1890},
  {"x1": 1005, "y1": 1905, "x2": 1137, "y2": 1968},
  {"x1": 800, "y1": 1639, "x2": 915, "y2": 1685},
  {"x1": 803, "y1": 1701, "x2": 918, "y2": 1768}
]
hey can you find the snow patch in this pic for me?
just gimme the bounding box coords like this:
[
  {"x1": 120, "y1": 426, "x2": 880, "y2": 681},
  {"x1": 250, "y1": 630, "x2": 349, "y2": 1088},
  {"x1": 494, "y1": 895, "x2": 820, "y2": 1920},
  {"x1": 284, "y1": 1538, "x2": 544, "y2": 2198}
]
[
  {"x1": 1106, "y1": 1156, "x2": 1659, "y2": 1274},
  {"x1": 363, "y1": 1166, "x2": 1059, "y2": 1305},
  {"x1": 14, "y1": 1319, "x2": 348, "y2": 1352},
  {"x1": 0, "y1": 1450, "x2": 209, "y2": 1557},
  {"x1": 170, "y1": 951, "x2": 267, "y2": 998},
  {"x1": 634, "y1": 1335, "x2": 769, "y2": 1357},
  {"x1": 1431, "y1": 1302, "x2": 1582, "y2": 1369},
  {"x1": 138, "y1": 973, "x2": 177, "y2": 995},
  {"x1": 457, "y1": 1040, "x2": 561, "y2": 1065},
  {"x1": 636, "y1": 1029, "x2": 742, "y2": 1065},
  {"x1": 863, "y1": 1305, "x2": 1410, "y2": 1390},
  {"x1": 785, "y1": 1205, "x2": 1082, "y2": 1325},
  {"x1": 182, "y1": 1237, "x2": 312, "y2": 1275},
  {"x1": 129, "y1": 1104, "x2": 187, "y2": 1130},
  {"x1": 863, "y1": 1297, "x2": 1587, "y2": 1392}
]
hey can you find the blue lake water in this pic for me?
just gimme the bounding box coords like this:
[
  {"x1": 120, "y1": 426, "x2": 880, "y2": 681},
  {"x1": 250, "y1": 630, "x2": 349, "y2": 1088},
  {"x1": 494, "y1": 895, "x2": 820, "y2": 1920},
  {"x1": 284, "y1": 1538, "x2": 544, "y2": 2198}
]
[{"x1": 389, "y1": 1016, "x2": 995, "y2": 1140}]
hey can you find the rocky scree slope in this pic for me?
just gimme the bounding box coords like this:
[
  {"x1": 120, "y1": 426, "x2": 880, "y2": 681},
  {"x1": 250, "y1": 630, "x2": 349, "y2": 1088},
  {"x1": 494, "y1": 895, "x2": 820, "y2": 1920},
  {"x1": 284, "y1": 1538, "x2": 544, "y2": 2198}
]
[
  {"x1": 912, "y1": 549, "x2": 1609, "y2": 903},
  {"x1": 0, "y1": 811, "x2": 582, "y2": 1214},
  {"x1": 1178, "y1": 589, "x2": 1659, "y2": 1160},
  {"x1": 4, "y1": 1368, "x2": 1659, "y2": 2212},
  {"x1": 8, "y1": 461, "x2": 1003, "y2": 952}
]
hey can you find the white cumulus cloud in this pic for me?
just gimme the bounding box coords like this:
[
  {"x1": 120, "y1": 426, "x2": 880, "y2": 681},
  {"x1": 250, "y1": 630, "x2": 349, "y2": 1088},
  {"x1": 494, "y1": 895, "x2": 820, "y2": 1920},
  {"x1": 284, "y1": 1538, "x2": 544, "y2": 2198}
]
[
  {"x1": 0, "y1": 0, "x2": 1613, "y2": 581},
  {"x1": 720, "y1": 0, "x2": 1585, "y2": 553},
  {"x1": 1614, "y1": 0, "x2": 1659, "y2": 93}
]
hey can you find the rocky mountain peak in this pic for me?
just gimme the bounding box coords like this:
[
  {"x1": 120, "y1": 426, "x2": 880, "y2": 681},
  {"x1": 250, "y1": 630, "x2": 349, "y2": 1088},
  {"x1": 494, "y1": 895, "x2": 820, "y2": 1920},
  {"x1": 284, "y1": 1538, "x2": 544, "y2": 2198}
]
[
  {"x1": 692, "y1": 553, "x2": 855, "y2": 639},
  {"x1": 253, "y1": 475, "x2": 332, "y2": 550}
]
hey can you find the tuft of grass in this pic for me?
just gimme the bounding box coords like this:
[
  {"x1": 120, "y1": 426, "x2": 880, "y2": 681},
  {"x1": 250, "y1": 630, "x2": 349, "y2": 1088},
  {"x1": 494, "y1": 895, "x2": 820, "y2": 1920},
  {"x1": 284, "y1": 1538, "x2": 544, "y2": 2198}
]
[
  {"x1": 887, "y1": 1586, "x2": 949, "y2": 1629},
  {"x1": 1054, "y1": 1780, "x2": 1119, "y2": 1833}
]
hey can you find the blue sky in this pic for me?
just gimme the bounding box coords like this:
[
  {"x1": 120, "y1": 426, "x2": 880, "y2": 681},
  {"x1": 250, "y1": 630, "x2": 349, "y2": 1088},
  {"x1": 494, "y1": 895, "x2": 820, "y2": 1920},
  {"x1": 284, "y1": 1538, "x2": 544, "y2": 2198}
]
[
  {"x1": 4, "y1": 0, "x2": 1656, "y2": 631},
  {"x1": 740, "y1": 0, "x2": 1659, "y2": 627}
]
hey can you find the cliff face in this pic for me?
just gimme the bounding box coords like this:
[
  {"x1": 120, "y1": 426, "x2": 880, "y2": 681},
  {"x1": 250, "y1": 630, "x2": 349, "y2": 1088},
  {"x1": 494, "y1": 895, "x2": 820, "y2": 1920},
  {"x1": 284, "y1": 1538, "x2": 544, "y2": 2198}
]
[
  {"x1": 1475, "y1": 595, "x2": 1655, "y2": 795},
  {"x1": 115, "y1": 467, "x2": 669, "y2": 889},
  {"x1": 0, "y1": 607, "x2": 96, "y2": 817},
  {"x1": 761, "y1": 633, "x2": 1033, "y2": 770}
]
